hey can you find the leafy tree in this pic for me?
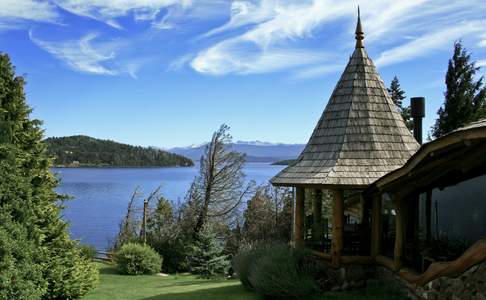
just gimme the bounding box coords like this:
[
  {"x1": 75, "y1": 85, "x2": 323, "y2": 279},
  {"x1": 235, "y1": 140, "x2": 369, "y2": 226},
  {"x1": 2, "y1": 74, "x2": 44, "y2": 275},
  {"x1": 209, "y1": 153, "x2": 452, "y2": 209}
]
[
  {"x1": 432, "y1": 41, "x2": 486, "y2": 138},
  {"x1": 184, "y1": 124, "x2": 254, "y2": 238},
  {"x1": 388, "y1": 76, "x2": 413, "y2": 131},
  {"x1": 189, "y1": 225, "x2": 230, "y2": 278},
  {"x1": 0, "y1": 53, "x2": 97, "y2": 299}
]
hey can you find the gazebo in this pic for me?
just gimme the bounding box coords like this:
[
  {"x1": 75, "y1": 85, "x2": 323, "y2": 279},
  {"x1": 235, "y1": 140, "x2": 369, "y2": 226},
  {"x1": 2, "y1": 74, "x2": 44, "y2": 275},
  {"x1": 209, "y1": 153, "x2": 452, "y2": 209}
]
[{"x1": 271, "y1": 12, "x2": 419, "y2": 267}]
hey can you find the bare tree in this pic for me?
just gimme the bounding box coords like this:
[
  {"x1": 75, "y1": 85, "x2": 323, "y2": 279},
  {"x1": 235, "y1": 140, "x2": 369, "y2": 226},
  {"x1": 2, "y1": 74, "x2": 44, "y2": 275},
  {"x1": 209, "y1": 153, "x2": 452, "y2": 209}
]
[{"x1": 186, "y1": 124, "x2": 254, "y2": 237}]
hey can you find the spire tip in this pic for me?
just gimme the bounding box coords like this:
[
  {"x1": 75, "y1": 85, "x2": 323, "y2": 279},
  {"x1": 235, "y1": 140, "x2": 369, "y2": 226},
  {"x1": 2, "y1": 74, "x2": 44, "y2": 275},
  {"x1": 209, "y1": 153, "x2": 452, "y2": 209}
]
[{"x1": 355, "y1": 6, "x2": 364, "y2": 48}]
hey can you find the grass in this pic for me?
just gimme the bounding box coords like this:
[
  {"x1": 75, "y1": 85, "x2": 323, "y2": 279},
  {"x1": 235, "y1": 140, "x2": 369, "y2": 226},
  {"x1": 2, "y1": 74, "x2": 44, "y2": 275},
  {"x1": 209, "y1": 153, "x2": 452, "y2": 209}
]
[
  {"x1": 83, "y1": 262, "x2": 408, "y2": 300},
  {"x1": 82, "y1": 262, "x2": 257, "y2": 300}
]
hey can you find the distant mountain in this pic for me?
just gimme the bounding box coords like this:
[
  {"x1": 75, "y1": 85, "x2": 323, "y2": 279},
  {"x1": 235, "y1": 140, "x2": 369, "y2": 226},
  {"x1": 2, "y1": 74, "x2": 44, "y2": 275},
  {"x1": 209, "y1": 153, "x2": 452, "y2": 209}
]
[
  {"x1": 45, "y1": 136, "x2": 194, "y2": 167},
  {"x1": 169, "y1": 141, "x2": 305, "y2": 163}
]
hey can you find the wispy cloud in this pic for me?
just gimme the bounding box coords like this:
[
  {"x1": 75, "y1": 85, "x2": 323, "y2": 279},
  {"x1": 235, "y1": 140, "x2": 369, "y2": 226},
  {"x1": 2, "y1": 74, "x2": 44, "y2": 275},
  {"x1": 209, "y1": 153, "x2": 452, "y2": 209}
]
[
  {"x1": 375, "y1": 20, "x2": 486, "y2": 67},
  {"x1": 188, "y1": 0, "x2": 486, "y2": 77},
  {"x1": 52, "y1": 0, "x2": 191, "y2": 29},
  {"x1": 477, "y1": 60, "x2": 486, "y2": 68},
  {"x1": 0, "y1": 0, "x2": 59, "y2": 30},
  {"x1": 191, "y1": 36, "x2": 327, "y2": 75},
  {"x1": 30, "y1": 30, "x2": 121, "y2": 75}
]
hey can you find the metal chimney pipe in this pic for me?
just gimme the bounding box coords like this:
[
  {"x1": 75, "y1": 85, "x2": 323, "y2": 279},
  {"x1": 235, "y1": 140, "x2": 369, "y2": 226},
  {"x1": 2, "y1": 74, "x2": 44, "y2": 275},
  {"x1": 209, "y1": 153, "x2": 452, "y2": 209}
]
[{"x1": 411, "y1": 97, "x2": 425, "y2": 144}]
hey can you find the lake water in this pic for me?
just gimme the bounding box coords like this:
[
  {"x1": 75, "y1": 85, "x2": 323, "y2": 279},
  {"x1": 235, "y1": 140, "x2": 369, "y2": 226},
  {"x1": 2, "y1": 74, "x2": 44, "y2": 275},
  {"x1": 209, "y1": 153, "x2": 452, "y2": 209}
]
[{"x1": 55, "y1": 163, "x2": 285, "y2": 251}]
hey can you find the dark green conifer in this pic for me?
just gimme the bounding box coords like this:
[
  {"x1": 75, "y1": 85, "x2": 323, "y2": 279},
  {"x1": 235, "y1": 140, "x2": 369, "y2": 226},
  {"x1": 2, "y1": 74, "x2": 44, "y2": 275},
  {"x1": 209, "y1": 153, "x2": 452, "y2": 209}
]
[
  {"x1": 388, "y1": 76, "x2": 413, "y2": 131},
  {"x1": 0, "y1": 53, "x2": 97, "y2": 299},
  {"x1": 432, "y1": 42, "x2": 486, "y2": 138}
]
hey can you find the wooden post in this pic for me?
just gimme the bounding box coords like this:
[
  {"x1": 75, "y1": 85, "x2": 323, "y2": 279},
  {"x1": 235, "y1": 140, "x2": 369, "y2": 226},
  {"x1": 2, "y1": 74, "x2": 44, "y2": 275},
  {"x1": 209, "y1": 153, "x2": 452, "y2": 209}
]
[
  {"x1": 312, "y1": 189, "x2": 323, "y2": 248},
  {"x1": 141, "y1": 200, "x2": 148, "y2": 244},
  {"x1": 294, "y1": 187, "x2": 305, "y2": 248},
  {"x1": 371, "y1": 194, "x2": 382, "y2": 257},
  {"x1": 394, "y1": 196, "x2": 405, "y2": 271},
  {"x1": 331, "y1": 189, "x2": 344, "y2": 268}
]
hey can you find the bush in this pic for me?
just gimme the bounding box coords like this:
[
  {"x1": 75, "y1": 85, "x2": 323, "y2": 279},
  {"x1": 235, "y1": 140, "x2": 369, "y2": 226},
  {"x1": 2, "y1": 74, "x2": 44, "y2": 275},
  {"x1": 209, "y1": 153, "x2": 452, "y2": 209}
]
[
  {"x1": 233, "y1": 245, "x2": 268, "y2": 289},
  {"x1": 79, "y1": 244, "x2": 97, "y2": 260},
  {"x1": 115, "y1": 243, "x2": 162, "y2": 275},
  {"x1": 235, "y1": 243, "x2": 319, "y2": 299}
]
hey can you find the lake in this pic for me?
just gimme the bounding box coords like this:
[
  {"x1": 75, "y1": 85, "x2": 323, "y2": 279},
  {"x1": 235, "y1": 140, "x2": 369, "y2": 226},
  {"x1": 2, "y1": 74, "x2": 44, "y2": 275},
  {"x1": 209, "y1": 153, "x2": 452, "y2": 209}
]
[{"x1": 55, "y1": 163, "x2": 286, "y2": 251}]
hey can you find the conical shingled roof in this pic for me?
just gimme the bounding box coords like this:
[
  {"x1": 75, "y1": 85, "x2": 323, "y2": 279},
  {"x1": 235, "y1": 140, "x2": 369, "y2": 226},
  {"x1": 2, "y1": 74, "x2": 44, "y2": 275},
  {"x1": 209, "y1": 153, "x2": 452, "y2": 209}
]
[{"x1": 271, "y1": 14, "x2": 419, "y2": 188}]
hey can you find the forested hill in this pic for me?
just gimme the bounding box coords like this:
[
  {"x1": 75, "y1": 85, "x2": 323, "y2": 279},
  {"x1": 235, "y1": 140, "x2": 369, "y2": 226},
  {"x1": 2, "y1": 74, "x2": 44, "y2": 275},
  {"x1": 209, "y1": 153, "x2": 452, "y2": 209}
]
[{"x1": 45, "y1": 136, "x2": 194, "y2": 167}]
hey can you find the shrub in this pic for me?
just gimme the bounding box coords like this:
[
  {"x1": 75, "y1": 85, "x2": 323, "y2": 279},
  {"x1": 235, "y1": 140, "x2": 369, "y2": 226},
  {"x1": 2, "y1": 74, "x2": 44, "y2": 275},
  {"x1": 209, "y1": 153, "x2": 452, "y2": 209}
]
[
  {"x1": 115, "y1": 243, "x2": 162, "y2": 275},
  {"x1": 79, "y1": 244, "x2": 98, "y2": 260},
  {"x1": 233, "y1": 245, "x2": 268, "y2": 289},
  {"x1": 236, "y1": 243, "x2": 319, "y2": 299}
]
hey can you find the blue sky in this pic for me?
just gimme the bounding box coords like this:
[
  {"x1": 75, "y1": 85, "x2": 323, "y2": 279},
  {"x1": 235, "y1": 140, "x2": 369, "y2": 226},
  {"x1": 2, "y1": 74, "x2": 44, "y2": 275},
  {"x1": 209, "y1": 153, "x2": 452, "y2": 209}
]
[{"x1": 1, "y1": 0, "x2": 485, "y2": 148}]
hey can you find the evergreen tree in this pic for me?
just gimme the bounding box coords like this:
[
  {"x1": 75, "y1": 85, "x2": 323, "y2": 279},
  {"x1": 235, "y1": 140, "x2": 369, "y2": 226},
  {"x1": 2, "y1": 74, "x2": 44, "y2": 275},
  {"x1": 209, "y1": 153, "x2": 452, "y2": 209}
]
[
  {"x1": 0, "y1": 53, "x2": 97, "y2": 299},
  {"x1": 388, "y1": 76, "x2": 413, "y2": 131},
  {"x1": 189, "y1": 225, "x2": 230, "y2": 278},
  {"x1": 432, "y1": 42, "x2": 486, "y2": 138}
]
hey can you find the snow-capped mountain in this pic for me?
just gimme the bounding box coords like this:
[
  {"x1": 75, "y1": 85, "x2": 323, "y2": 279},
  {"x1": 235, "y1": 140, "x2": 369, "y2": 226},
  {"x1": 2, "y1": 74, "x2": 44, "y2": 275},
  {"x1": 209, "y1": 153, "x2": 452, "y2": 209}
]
[{"x1": 168, "y1": 141, "x2": 305, "y2": 163}]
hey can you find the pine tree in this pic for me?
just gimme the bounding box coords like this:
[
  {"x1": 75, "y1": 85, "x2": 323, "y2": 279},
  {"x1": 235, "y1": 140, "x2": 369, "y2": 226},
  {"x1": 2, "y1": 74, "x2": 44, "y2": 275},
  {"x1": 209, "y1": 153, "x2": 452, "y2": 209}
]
[
  {"x1": 432, "y1": 42, "x2": 486, "y2": 138},
  {"x1": 189, "y1": 225, "x2": 230, "y2": 278},
  {"x1": 0, "y1": 53, "x2": 97, "y2": 299},
  {"x1": 388, "y1": 76, "x2": 413, "y2": 131}
]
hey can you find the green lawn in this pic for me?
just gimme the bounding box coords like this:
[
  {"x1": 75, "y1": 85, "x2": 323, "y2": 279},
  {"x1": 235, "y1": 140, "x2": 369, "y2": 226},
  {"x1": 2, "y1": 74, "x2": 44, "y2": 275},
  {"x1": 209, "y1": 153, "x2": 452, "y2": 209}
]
[{"x1": 83, "y1": 263, "x2": 407, "y2": 300}]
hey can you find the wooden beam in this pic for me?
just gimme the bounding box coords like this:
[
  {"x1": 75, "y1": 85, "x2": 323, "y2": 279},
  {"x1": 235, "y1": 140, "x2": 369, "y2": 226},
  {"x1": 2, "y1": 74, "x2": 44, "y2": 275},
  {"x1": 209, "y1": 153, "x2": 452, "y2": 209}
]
[
  {"x1": 399, "y1": 238, "x2": 486, "y2": 286},
  {"x1": 294, "y1": 187, "x2": 305, "y2": 248},
  {"x1": 376, "y1": 255, "x2": 395, "y2": 270},
  {"x1": 371, "y1": 195, "x2": 382, "y2": 257},
  {"x1": 331, "y1": 189, "x2": 344, "y2": 268},
  {"x1": 312, "y1": 189, "x2": 323, "y2": 247}
]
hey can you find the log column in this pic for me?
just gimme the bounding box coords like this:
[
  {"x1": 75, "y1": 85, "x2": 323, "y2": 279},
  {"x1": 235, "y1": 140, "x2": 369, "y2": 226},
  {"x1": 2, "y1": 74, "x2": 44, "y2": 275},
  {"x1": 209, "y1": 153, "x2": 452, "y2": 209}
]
[
  {"x1": 371, "y1": 194, "x2": 382, "y2": 257},
  {"x1": 294, "y1": 187, "x2": 306, "y2": 248},
  {"x1": 331, "y1": 189, "x2": 344, "y2": 267},
  {"x1": 312, "y1": 189, "x2": 323, "y2": 248}
]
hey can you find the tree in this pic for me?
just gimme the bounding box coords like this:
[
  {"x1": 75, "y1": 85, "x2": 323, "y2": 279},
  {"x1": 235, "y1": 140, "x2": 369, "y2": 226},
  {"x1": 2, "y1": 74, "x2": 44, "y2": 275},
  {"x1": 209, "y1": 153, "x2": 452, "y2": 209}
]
[
  {"x1": 388, "y1": 76, "x2": 413, "y2": 131},
  {"x1": 432, "y1": 41, "x2": 486, "y2": 138},
  {"x1": 0, "y1": 53, "x2": 97, "y2": 299},
  {"x1": 184, "y1": 124, "x2": 254, "y2": 238},
  {"x1": 189, "y1": 225, "x2": 230, "y2": 278}
]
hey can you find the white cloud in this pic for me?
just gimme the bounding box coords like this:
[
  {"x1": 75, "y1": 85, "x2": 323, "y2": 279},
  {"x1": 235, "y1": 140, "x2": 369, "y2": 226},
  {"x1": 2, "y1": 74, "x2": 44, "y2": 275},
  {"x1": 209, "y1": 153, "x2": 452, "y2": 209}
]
[
  {"x1": 375, "y1": 21, "x2": 486, "y2": 67},
  {"x1": 30, "y1": 30, "x2": 119, "y2": 75},
  {"x1": 191, "y1": 36, "x2": 326, "y2": 75},
  {"x1": 0, "y1": 0, "x2": 59, "y2": 30},
  {"x1": 188, "y1": 0, "x2": 486, "y2": 76},
  {"x1": 52, "y1": 0, "x2": 191, "y2": 28},
  {"x1": 477, "y1": 60, "x2": 486, "y2": 68}
]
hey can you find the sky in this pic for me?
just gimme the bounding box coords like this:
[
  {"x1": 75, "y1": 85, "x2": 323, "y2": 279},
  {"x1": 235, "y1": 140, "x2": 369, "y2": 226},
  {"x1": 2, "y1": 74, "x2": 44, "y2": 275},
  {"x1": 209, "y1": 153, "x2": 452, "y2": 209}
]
[{"x1": 0, "y1": 0, "x2": 485, "y2": 148}]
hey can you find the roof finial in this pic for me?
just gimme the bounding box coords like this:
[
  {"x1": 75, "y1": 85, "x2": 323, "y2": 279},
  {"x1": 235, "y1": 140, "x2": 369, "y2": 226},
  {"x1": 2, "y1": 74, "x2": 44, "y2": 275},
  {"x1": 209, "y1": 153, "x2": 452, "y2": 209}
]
[{"x1": 355, "y1": 6, "x2": 364, "y2": 48}]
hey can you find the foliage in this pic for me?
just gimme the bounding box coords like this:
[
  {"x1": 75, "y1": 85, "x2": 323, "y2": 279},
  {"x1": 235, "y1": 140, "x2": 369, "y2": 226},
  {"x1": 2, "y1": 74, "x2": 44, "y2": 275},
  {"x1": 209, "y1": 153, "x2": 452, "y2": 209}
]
[
  {"x1": 387, "y1": 76, "x2": 413, "y2": 131},
  {"x1": 45, "y1": 135, "x2": 194, "y2": 167},
  {"x1": 432, "y1": 41, "x2": 486, "y2": 138},
  {"x1": 237, "y1": 243, "x2": 319, "y2": 299},
  {"x1": 0, "y1": 53, "x2": 97, "y2": 299},
  {"x1": 115, "y1": 243, "x2": 162, "y2": 275},
  {"x1": 79, "y1": 244, "x2": 98, "y2": 261},
  {"x1": 233, "y1": 245, "x2": 268, "y2": 290},
  {"x1": 183, "y1": 124, "x2": 254, "y2": 238},
  {"x1": 242, "y1": 184, "x2": 293, "y2": 244},
  {"x1": 113, "y1": 188, "x2": 143, "y2": 250},
  {"x1": 146, "y1": 196, "x2": 191, "y2": 273},
  {"x1": 44, "y1": 249, "x2": 99, "y2": 299},
  {"x1": 189, "y1": 225, "x2": 230, "y2": 278}
]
